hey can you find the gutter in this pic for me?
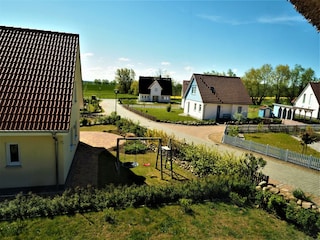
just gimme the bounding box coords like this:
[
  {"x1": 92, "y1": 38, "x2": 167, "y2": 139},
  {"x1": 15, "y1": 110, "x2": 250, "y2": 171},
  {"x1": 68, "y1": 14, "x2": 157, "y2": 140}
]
[{"x1": 51, "y1": 132, "x2": 59, "y2": 188}]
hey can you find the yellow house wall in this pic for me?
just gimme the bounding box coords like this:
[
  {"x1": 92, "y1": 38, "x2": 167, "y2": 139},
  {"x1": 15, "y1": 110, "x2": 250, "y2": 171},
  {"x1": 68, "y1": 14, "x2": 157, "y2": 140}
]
[
  {"x1": 0, "y1": 135, "x2": 56, "y2": 188},
  {"x1": 60, "y1": 46, "x2": 83, "y2": 183}
]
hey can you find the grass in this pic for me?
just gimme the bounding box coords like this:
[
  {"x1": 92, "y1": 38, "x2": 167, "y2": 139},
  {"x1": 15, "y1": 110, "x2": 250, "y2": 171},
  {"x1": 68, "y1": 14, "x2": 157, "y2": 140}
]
[
  {"x1": 82, "y1": 81, "x2": 133, "y2": 99},
  {"x1": 98, "y1": 142, "x2": 194, "y2": 187},
  {"x1": 0, "y1": 202, "x2": 312, "y2": 239},
  {"x1": 244, "y1": 132, "x2": 320, "y2": 157},
  {"x1": 133, "y1": 107, "x2": 203, "y2": 122},
  {"x1": 80, "y1": 125, "x2": 117, "y2": 132}
]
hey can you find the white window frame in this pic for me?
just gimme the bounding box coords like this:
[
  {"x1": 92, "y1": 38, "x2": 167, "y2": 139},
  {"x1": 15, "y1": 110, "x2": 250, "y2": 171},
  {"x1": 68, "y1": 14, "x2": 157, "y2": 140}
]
[
  {"x1": 6, "y1": 143, "x2": 21, "y2": 166},
  {"x1": 191, "y1": 86, "x2": 196, "y2": 94}
]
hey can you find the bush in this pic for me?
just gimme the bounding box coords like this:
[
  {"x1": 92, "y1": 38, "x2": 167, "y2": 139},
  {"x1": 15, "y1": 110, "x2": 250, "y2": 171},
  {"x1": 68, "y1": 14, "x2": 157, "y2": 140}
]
[
  {"x1": 124, "y1": 140, "x2": 148, "y2": 154},
  {"x1": 166, "y1": 104, "x2": 171, "y2": 112},
  {"x1": 293, "y1": 189, "x2": 312, "y2": 202}
]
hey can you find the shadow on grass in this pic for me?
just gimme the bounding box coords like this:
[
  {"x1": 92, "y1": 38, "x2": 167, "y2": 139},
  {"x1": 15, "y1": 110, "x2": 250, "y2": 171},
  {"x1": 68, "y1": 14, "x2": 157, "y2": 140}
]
[{"x1": 98, "y1": 150, "x2": 146, "y2": 188}]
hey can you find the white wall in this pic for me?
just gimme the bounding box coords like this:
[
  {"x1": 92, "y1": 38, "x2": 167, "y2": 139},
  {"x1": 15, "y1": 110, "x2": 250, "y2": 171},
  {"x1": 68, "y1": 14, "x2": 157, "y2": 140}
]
[{"x1": 295, "y1": 84, "x2": 319, "y2": 118}]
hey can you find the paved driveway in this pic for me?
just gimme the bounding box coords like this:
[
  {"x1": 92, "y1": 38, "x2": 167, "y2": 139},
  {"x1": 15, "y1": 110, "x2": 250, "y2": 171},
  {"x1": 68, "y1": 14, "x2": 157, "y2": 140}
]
[{"x1": 84, "y1": 99, "x2": 320, "y2": 199}]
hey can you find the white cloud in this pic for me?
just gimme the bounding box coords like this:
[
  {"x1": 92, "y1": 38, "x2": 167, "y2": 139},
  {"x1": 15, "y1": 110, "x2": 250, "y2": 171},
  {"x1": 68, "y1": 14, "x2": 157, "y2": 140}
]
[
  {"x1": 161, "y1": 61, "x2": 171, "y2": 66},
  {"x1": 81, "y1": 52, "x2": 94, "y2": 60},
  {"x1": 197, "y1": 14, "x2": 251, "y2": 25},
  {"x1": 184, "y1": 66, "x2": 193, "y2": 72},
  {"x1": 258, "y1": 15, "x2": 305, "y2": 24},
  {"x1": 118, "y1": 57, "x2": 130, "y2": 62}
]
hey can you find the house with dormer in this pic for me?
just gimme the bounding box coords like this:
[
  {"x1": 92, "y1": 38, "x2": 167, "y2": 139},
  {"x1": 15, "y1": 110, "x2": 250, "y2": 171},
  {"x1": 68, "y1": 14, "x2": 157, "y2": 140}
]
[
  {"x1": 181, "y1": 74, "x2": 251, "y2": 121},
  {"x1": 0, "y1": 26, "x2": 83, "y2": 189},
  {"x1": 138, "y1": 76, "x2": 172, "y2": 102}
]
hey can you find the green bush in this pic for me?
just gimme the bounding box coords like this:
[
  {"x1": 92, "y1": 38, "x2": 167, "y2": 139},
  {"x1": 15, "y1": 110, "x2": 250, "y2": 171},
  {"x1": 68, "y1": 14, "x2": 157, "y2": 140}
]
[
  {"x1": 292, "y1": 189, "x2": 312, "y2": 202},
  {"x1": 124, "y1": 140, "x2": 148, "y2": 154}
]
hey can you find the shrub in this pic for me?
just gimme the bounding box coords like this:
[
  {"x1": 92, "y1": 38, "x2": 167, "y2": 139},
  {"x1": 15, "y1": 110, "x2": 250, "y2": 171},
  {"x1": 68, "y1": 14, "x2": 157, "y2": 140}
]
[
  {"x1": 124, "y1": 140, "x2": 147, "y2": 154},
  {"x1": 166, "y1": 104, "x2": 171, "y2": 112},
  {"x1": 179, "y1": 198, "x2": 193, "y2": 214},
  {"x1": 292, "y1": 189, "x2": 312, "y2": 202}
]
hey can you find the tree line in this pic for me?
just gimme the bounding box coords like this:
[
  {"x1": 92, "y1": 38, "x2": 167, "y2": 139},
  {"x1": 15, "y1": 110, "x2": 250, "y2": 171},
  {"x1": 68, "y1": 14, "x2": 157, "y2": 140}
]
[{"x1": 92, "y1": 64, "x2": 318, "y2": 105}]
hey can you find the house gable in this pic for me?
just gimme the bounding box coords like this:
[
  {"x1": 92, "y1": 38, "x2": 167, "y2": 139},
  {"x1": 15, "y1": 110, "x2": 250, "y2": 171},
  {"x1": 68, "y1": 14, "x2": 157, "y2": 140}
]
[{"x1": 184, "y1": 77, "x2": 203, "y2": 102}]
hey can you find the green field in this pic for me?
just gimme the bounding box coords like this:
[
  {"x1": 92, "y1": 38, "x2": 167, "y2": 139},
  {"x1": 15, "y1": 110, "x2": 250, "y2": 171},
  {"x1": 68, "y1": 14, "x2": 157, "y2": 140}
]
[{"x1": 82, "y1": 81, "x2": 133, "y2": 99}]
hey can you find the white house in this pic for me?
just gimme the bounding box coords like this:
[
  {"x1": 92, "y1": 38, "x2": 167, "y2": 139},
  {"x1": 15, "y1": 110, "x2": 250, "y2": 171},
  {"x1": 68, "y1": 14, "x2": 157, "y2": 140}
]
[
  {"x1": 138, "y1": 76, "x2": 172, "y2": 103},
  {"x1": 294, "y1": 82, "x2": 320, "y2": 119},
  {"x1": 181, "y1": 74, "x2": 252, "y2": 121}
]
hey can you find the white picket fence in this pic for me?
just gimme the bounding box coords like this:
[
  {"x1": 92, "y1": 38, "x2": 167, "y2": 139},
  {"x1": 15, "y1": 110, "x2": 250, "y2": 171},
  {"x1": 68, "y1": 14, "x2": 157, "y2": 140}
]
[{"x1": 222, "y1": 134, "x2": 320, "y2": 171}]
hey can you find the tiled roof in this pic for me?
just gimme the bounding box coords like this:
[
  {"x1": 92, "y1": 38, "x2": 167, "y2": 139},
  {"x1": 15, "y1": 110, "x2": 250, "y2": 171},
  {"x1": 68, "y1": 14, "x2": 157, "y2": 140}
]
[
  {"x1": 139, "y1": 76, "x2": 172, "y2": 95},
  {"x1": 191, "y1": 74, "x2": 252, "y2": 105},
  {"x1": 288, "y1": 0, "x2": 320, "y2": 31},
  {"x1": 0, "y1": 26, "x2": 79, "y2": 131},
  {"x1": 182, "y1": 80, "x2": 190, "y2": 96},
  {"x1": 310, "y1": 82, "x2": 320, "y2": 104}
]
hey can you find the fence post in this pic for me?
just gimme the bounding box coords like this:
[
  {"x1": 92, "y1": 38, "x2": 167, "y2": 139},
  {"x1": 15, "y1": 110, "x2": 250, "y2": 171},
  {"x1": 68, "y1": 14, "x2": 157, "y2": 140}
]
[
  {"x1": 266, "y1": 144, "x2": 269, "y2": 156},
  {"x1": 308, "y1": 155, "x2": 312, "y2": 169},
  {"x1": 285, "y1": 149, "x2": 289, "y2": 161},
  {"x1": 249, "y1": 140, "x2": 252, "y2": 151}
]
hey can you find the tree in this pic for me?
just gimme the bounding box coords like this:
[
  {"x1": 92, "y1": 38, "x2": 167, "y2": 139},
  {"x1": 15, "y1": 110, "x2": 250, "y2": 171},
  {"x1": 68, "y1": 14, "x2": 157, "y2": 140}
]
[
  {"x1": 115, "y1": 68, "x2": 135, "y2": 94},
  {"x1": 300, "y1": 126, "x2": 320, "y2": 154},
  {"x1": 272, "y1": 65, "x2": 290, "y2": 104},
  {"x1": 172, "y1": 81, "x2": 182, "y2": 96},
  {"x1": 129, "y1": 80, "x2": 139, "y2": 95},
  {"x1": 242, "y1": 64, "x2": 273, "y2": 105},
  {"x1": 204, "y1": 68, "x2": 236, "y2": 77}
]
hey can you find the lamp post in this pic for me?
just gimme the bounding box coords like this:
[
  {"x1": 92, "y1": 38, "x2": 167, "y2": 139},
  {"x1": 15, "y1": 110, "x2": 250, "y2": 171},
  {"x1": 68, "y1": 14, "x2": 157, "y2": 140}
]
[{"x1": 114, "y1": 89, "x2": 119, "y2": 114}]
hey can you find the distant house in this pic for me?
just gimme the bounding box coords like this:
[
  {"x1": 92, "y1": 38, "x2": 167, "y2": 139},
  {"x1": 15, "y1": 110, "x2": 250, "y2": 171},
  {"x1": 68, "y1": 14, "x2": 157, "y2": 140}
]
[
  {"x1": 0, "y1": 26, "x2": 83, "y2": 189},
  {"x1": 181, "y1": 74, "x2": 252, "y2": 121},
  {"x1": 273, "y1": 82, "x2": 320, "y2": 121},
  {"x1": 138, "y1": 76, "x2": 172, "y2": 102}
]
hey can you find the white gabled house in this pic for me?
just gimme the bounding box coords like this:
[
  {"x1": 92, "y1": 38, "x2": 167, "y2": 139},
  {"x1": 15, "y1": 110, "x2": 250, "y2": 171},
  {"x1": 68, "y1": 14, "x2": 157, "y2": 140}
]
[
  {"x1": 181, "y1": 74, "x2": 252, "y2": 121},
  {"x1": 138, "y1": 76, "x2": 172, "y2": 103},
  {"x1": 294, "y1": 82, "x2": 320, "y2": 119}
]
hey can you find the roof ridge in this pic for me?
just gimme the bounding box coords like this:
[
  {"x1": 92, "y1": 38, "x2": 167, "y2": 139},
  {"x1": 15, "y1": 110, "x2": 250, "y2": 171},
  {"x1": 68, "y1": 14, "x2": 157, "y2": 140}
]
[{"x1": 0, "y1": 25, "x2": 79, "y2": 37}]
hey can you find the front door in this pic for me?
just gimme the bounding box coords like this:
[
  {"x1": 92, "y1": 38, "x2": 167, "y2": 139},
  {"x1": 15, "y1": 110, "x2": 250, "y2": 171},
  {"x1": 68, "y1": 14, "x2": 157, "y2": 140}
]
[{"x1": 216, "y1": 105, "x2": 221, "y2": 121}]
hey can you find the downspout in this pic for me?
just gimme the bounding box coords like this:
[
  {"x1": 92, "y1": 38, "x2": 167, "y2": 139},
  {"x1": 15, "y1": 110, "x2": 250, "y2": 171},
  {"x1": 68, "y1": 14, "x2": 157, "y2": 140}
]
[{"x1": 52, "y1": 132, "x2": 59, "y2": 188}]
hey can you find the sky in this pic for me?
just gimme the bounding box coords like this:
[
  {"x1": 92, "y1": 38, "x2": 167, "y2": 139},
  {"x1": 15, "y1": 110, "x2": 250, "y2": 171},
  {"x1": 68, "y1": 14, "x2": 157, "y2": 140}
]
[{"x1": 1, "y1": 0, "x2": 319, "y2": 82}]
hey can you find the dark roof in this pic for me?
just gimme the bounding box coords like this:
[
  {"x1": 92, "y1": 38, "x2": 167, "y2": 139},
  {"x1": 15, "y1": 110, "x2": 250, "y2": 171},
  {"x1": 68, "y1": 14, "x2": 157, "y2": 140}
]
[
  {"x1": 182, "y1": 80, "x2": 190, "y2": 96},
  {"x1": 0, "y1": 26, "x2": 79, "y2": 131},
  {"x1": 310, "y1": 82, "x2": 320, "y2": 104},
  {"x1": 139, "y1": 76, "x2": 172, "y2": 95},
  {"x1": 288, "y1": 0, "x2": 320, "y2": 31},
  {"x1": 188, "y1": 74, "x2": 252, "y2": 105}
]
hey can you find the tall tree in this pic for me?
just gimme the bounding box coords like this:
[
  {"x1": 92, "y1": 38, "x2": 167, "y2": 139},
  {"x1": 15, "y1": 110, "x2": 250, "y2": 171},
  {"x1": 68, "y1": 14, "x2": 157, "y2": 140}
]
[
  {"x1": 242, "y1": 64, "x2": 273, "y2": 105},
  {"x1": 272, "y1": 65, "x2": 290, "y2": 104},
  {"x1": 115, "y1": 68, "x2": 135, "y2": 94}
]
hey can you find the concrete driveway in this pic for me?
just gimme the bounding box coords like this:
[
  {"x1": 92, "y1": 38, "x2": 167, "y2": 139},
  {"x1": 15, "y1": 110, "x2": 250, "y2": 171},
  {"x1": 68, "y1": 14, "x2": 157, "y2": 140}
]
[{"x1": 86, "y1": 99, "x2": 320, "y2": 198}]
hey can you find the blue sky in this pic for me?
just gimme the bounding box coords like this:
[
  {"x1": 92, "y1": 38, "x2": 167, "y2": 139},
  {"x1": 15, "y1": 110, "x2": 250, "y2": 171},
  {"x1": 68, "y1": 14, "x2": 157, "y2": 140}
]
[{"x1": 1, "y1": 0, "x2": 319, "y2": 82}]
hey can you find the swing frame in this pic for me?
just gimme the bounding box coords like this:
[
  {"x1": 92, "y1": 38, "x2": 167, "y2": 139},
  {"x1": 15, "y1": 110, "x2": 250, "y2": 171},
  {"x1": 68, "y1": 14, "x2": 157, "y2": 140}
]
[{"x1": 116, "y1": 137, "x2": 172, "y2": 180}]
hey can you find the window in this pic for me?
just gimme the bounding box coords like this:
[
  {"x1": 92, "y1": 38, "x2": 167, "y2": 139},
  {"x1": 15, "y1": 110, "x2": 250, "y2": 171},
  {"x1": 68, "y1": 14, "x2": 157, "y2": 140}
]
[
  {"x1": 194, "y1": 103, "x2": 197, "y2": 111},
  {"x1": 238, "y1": 106, "x2": 242, "y2": 113},
  {"x1": 6, "y1": 143, "x2": 21, "y2": 166},
  {"x1": 191, "y1": 86, "x2": 196, "y2": 94},
  {"x1": 303, "y1": 93, "x2": 306, "y2": 103},
  {"x1": 199, "y1": 104, "x2": 202, "y2": 112},
  {"x1": 309, "y1": 94, "x2": 313, "y2": 105}
]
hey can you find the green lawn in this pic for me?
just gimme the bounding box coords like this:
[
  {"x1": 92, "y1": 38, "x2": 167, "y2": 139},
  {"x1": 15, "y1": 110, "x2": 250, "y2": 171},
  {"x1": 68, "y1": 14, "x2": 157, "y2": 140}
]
[
  {"x1": 82, "y1": 81, "x2": 133, "y2": 99},
  {"x1": 244, "y1": 132, "x2": 320, "y2": 157},
  {"x1": 0, "y1": 202, "x2": 312, "y2": 239},
  {"x1": 133, "y1": 107, "x2": 199, "y2": 122}
]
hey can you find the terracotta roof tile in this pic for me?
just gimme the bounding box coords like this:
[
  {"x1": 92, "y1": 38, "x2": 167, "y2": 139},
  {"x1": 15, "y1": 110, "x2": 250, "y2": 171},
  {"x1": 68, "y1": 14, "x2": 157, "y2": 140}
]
[
  {"x1": 190, "y1": 74, "x2": 252, "y2": 105},
  {"x1": 0, "y1": 26, "x2": 79, "y2": 131}
]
